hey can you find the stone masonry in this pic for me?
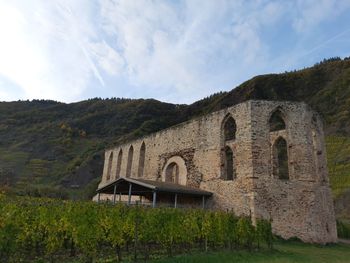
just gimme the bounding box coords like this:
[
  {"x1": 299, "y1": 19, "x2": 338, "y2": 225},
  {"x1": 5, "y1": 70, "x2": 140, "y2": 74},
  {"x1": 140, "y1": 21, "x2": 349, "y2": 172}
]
[{"x1": 97, "y1": 100, "x2": 337, "y2": 244}]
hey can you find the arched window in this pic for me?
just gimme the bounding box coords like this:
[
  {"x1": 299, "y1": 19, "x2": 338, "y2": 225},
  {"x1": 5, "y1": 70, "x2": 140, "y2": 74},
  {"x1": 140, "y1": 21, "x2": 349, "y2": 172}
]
[
  {"x1": 116, "y1": 149, "x2": 122, "y2": 179},
  {"x1": 106, "y1": 152, "x2": 113, "y2": 181},
  {"x1": 221, "y1": 114, "x2": 237, "y2": 180},
  {"x1": 165, "y1": 162, "x2": 179, "y2": 184},
  {"x1": 223, "y1": 115, "x2": 237, "y2": 141},
  {"x1": 138, "y1": 142, "x2": 146, "y2": 177},
  {"x1": 272, "y1": 137, "x2": 289, "y2": 180},
  {"x1": 126, "y1": 145, "x2": 134, "y2": 178},
  {"x1": 222, "y1": 146, "x2": 235, "y2": 180},
  {"x1": 269, "y1": 109, "x2": 286, "y2": 132}
]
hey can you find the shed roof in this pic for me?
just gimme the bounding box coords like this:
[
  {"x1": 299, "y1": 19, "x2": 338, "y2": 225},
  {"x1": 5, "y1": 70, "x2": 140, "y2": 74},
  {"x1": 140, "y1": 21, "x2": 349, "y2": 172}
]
[{"x1": 96, "y1": 177, "x2": 212, "y2": 196}]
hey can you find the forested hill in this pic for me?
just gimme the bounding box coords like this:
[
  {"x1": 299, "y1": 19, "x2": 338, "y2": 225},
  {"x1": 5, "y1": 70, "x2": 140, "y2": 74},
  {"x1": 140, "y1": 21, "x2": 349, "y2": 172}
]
[
  {"x1": 0, "y1": 57, "x2": 349, "y2": 199},
  {"x1": 0, "y1": 99, "x2": 189, "y2": 198},
  {"x1": 189, "y1": 57, "x2": 350, "y2": 135}
]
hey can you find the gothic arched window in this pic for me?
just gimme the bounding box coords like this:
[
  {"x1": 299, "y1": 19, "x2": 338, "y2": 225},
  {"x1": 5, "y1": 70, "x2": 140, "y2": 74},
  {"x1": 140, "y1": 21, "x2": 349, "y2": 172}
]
[
  {"x1": 116, "y1": 149, "x2": 122, "y2": 179},
  {"x1": 106, "y1": 152, "x2": 113, "y2": 181},
  {"x1": 126, "y1": 145, "x2": 134, "y2": 178},
  {"x1": 269, "y1": 109, "x2": 286, "y2": 132},
  {"x1": 223, "y1": 116, "x2": 237, "y2": 141},
  {"x1": 138, "y1": 142, "x2": 146, "y2": 177},
  {"x1": 272, "y1": 137, "x2": 289, "y2": 180},
  {"x1": 222, "y1": 146, "x2": 236, "y2": 180}
]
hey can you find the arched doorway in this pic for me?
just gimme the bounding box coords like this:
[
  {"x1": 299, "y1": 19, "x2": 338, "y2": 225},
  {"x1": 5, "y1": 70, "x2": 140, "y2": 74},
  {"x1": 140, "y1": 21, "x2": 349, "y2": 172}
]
[
  {"x1": 165, "y1": 162, "x2": 179, "y2": 183},
  {"x1": 162, "y1": 156, "x2": 187, "y2": 185}
]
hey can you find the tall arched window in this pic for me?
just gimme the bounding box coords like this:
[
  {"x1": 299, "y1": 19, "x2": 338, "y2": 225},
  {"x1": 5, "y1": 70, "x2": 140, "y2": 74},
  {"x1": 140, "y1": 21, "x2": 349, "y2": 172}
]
[
  {"x1": 116, "y1": 149, "x2": 123, "y2": 179},
  {"x1": 165, "y1": 162, "x2": 179, "y2": 184},
  {"x1": 222, "y1": 146, "x2": 235, "y2": 180},
  {"x1": 272, "y1": 137, "x2": 289, "y2": 180},
  {"x1": 126, "y1": 145, "x2": 134, "y2": 178},
  {"x1": 106, "y1": 152, "x2": 113, "y2": 181},
  {"x1": 269, "y1": 109, "x2": 286, "y2": 132},
  {"x1": 223, "y1": 115, "x2": 237, "y2": 141},
  {"x1": 138, "y1": 142, "x2": 146, "y2": 177},
  {"x1": 221, "y1": 114, "x2": 237, "y2": 180}
]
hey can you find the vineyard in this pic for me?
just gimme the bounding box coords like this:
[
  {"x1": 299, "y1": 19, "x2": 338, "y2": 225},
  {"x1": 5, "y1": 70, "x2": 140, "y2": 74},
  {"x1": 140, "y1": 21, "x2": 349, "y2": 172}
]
[{"x1": 0, "y1": 194, "x2": 273, "y2": 262}]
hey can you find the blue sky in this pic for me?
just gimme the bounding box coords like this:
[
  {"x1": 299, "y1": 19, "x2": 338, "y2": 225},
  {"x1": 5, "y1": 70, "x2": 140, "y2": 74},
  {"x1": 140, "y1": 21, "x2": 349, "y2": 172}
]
[{"x1": 0, "y1": 0, "x2": 349, "y2": 104}]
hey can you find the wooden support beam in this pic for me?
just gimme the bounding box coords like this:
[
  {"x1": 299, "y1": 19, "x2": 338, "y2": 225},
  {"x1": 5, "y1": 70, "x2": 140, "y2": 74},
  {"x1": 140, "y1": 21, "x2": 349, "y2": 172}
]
[
  {"x1": 97, "y1": 192, "x2": 100, "y2": 203},
  {"x1": 128, "y1": 183, "x2": 132, "y2": 205},
  {"x1": 152, "y1": 191, "x2": 157, "y2": 208},
  {"x1": 174, "y1": 193, "x2": 178, "y2": 208},
  {"x1": 113, "y1": 184, "x2": 117, "y2": 204},
  {"x1": 202, "y1": 195, "x2": 205, "y2": 209}
]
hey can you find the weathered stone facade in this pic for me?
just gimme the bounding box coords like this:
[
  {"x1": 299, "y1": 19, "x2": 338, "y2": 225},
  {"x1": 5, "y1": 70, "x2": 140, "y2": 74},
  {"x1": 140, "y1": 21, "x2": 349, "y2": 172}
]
[{"x1": 97, "y1": 100, "x2": 337, "y2": 244}]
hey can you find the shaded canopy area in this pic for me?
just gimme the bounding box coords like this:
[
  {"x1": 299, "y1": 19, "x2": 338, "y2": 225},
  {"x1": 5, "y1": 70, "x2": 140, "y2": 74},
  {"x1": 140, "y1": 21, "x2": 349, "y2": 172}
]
[{"x1": 96, "y1": 177, "x2": 212, "y2": 208}]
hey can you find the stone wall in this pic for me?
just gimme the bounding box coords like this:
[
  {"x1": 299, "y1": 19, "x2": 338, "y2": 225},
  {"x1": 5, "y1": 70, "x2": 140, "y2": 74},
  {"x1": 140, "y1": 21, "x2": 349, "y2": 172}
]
[
  {"x1": 97, "y1": 100, "x2": 337, "y2": 243},
  {"x1": 248, "y1": 101, "x2": 336, "y2": 243}
]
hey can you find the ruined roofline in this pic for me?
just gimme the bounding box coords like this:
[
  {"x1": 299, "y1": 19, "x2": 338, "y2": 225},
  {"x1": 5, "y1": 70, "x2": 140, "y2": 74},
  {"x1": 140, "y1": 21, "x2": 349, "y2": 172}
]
[{"x1": 105, "y1": 99, "x2": 311, "y2": 152}]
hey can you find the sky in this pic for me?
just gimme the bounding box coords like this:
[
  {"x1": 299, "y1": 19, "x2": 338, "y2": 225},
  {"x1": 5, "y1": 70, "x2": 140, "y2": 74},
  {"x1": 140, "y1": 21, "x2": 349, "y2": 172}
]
[{"x1": 0, "y1": 0, "x2": 349, "y2": 104}]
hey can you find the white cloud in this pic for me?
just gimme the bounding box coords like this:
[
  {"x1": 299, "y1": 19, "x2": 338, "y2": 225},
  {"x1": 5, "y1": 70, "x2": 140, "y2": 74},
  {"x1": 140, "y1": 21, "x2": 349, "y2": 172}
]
[
  {"x1": 0, "y1": 0, "x2": 122, "y2": 102},
  {"x1": 0, "y1": 2, "x2": 50, "y2": 98},
  {"x1": 0, "y1": 0, "x2": 349, "y2": 103},
  {"x1": 98, "y1": 0, "x2": 274, "y2": 101},
  {"x1": 292, "y1": 0, "x2": 350, "y2": 33},
  {"x1": 88, "y1": 41, "x2": 124, "y2": 76}
]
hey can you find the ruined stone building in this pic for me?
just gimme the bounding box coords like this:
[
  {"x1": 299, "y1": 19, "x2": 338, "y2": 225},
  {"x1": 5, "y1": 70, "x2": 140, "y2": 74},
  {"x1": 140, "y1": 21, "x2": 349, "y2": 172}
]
[{"x1": 96, "y1": 100, "x2": 337, "y2": 244}]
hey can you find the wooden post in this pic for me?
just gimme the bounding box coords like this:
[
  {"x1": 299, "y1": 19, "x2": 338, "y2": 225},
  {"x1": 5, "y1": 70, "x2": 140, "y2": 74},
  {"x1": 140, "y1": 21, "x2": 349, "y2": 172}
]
[
  {"x1": 119, "y1": 193, "x2": 121, "y2": 202},
  {"x1": 152, "y1": 191, "x2": 157, "y2": 208},
  {"x1": 113, "y1": 184, "x2": 117, "y2": 204},
  {"x1": 202, "y1": 195, "x2": 205, "y2": 209},
  {"x1": 128, "y1": 183, "x2": 132, "y2": 205},
  {"x1": 97, "y1": 192, "x2": 100, "y2": 203},
  {"x1": 174, "y1": 193, "x2": 178, "y2": 208}
]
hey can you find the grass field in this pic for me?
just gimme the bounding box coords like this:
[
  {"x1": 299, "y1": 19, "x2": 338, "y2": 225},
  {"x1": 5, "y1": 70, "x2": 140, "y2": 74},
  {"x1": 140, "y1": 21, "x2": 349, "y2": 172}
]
[{"x1": 154, "y1": 241, "x2": 350, "y2": 263}]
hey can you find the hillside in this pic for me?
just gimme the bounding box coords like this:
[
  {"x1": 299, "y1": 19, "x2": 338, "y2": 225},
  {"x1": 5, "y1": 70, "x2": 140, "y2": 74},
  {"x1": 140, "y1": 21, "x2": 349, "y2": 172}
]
[
  {"x1": 0, "y1": 57, "x2": 349, "y2": 202},
  {"x1": 0, "y1": 99, "x2": 189, "y2": 198},
  {"x1": 190, "y1": 57, "x2": 350, "y2": 136}
]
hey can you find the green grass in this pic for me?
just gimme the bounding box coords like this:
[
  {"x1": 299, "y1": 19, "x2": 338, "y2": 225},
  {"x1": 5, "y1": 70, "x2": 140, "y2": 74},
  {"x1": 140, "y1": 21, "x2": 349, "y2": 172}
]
[{"x1": 153, "y1": 241, "x2": 350, "y2": 263}]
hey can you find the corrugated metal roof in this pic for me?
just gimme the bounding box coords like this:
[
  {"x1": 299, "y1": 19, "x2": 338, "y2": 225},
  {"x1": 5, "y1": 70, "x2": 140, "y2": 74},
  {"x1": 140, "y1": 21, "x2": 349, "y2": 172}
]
[{"x1": 97, "y1": 177, "x2": 212, "y2": 196}]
